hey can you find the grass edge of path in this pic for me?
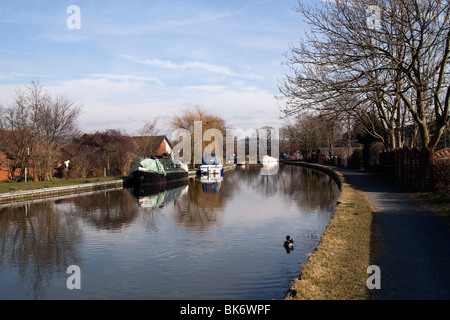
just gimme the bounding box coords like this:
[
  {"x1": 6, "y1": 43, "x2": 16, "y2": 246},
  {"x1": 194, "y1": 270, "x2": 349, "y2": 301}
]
[{"x1": 285, "y1": 167, "x2": 374, "y2": 300}]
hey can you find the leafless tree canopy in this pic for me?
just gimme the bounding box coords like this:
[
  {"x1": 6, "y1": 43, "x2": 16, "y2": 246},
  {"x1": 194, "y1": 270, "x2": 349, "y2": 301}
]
[
  {"x1": 135, "y1": 118, "x2": 162, "y2": 158},
  {"x1": 68, "y1": 129, "x2": 137, "y2": 178},
  {"x1": 171, "y1": 105, "x2": 227, "y2": 167},
  {"x1": 0, "y1": 80, "x2": 82, "y2": 181},
  {"x1": 279, "y1": 0, "x2": 450, "y2": 151}
]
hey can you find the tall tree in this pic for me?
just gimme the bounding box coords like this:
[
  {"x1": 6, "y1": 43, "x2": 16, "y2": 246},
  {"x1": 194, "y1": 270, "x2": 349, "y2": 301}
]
[
  {"x1": 170, "y1": 105, "x2": 226, "y2": 167},
  {"x1": 0, "y1": 80, "x2": 81, "y2": 181},
  {"x1": 279, "y1": 0, "x2": 450, "y2": 151}
]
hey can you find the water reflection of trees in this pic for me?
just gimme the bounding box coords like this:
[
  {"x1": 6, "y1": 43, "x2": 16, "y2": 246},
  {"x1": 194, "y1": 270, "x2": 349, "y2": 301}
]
[
  {"x1": 238, "y1": 164, "x2": 340, "y2": 211},
  {"x1": 68, "y1": 190, "x2": 140, "y2": 230},
  {"x1": 172, "y1": 165, "x2": 339, "y2": 230},
  {"x1": 173, "y1": 176, "x2": 235, "y2": 230},
  {"x1": 279, "y1": 165, "x2": 340, "y2": 211},
  {"x1": 0, "y1": 202, "x2": 82, "y2": 299}
]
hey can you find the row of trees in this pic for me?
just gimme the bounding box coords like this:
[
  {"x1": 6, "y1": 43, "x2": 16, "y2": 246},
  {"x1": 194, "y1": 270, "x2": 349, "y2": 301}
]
[
  {"x1": 279, "y1": 113, "x2": 353, "y2": 159},
  {"x1": 278, "y1": 0, "x2": 450, "y2": 152},
  {"x1": 0, "y1": 81, "x2": 232, "y2": 181},
  {"x1": 0, "y1": 81, "x2": 166, "y2": 181},
  {"x1": 0, "y1": 80, "x2": 364, "y2": 181}
]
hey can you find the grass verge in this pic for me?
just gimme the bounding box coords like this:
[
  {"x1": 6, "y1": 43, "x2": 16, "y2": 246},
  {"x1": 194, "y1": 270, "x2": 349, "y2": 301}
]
[
  {"x1": 413, "y1": 190, "x2": 450, "y2": 216},
  {"x1": 286, "y1": 169, "x2": 373, "y2": 300},
  {"x1": 0, "y1": 176, "x2": 123, "y2": 194}
]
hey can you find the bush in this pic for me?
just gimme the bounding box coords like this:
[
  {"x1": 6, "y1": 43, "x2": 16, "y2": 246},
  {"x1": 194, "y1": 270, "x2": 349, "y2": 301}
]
[
  {"x1": 349, "y1": 149, "x2": 364, "y2": 169},
  {"x1": 369, "y1": 142, "x2": 385, "y2": 169}
]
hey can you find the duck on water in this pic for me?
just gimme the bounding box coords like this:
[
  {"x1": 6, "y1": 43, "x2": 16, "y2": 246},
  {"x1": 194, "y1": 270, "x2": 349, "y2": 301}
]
[{"x1": 283, "y1": 235, "x2": 294, "y2": 251}]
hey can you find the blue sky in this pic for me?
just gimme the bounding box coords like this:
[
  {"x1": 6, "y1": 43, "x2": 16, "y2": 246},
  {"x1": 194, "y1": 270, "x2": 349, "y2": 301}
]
[{"x1": 0, "y1": 0, "x2": 307, "y2": 135}]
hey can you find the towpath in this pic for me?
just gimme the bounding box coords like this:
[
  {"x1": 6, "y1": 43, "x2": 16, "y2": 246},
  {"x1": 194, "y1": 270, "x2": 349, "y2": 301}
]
[{"x1": 341, "y1": 169, "x2": 450, "y2": 300}]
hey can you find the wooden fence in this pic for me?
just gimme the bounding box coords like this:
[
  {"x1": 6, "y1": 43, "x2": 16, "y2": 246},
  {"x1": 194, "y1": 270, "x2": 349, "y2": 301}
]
[{"x1": 379, "y1": 147, "x2": 450, "y2": 190}]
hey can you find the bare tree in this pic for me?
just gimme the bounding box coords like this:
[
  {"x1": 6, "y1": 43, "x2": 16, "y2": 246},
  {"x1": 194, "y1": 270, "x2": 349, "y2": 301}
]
[
  {"x1": 135, "y1": 118, "x2": 162, "y2": 158},
  {"x1": 279, "y1": 0, "x2": 450, "y2": 151},
  {"x1": 69, "y1": 130, "x2": 137, "y2": 177},
  {"x1": 284, "y1": 113, "x2": 323, "y2": 159},
  {"x1": 170, "y1": 105, "x2": 226, "y2": 167},
  {"x1": 0, "y1": 80, "x2": 82, "y2": 181}
]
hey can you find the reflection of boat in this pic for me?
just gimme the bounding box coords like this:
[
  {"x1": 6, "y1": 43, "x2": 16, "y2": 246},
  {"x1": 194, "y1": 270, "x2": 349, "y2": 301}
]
[
  {"x1": 261, "y1": 156, "x2": 279, "y2": 175},
  {"x1": 131, "y1": 180, "x2": 189, "y2": 209},
  {"x1": 200, "y1": 174, "x2": 223, "y2": 194},
  {"x1": 261, "y1": 155, "x2": 278, "y2": 165},
  {"x1": 199, "y1": 153, "x2": 224, "y2": 175},
  {"x1": 129, "y1": 158, "x2": 188, "y2": 187},
  {"x1": 260, "y1": 162, "x2": 279, "y2": 176}
]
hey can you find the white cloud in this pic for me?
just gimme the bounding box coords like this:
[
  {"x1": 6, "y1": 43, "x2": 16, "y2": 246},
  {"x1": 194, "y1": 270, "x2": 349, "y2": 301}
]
[
  {"x1": 88, "y1": 73, "x2": 165, "y2": 87},
  {"x1": 122, "y1": 55, "x2": 263, "y2": 80},
  {"x1": 123, "y1": 55, "x2": 234, "y2": 75},
  {"x1": 1, "y1": 72, "x2": 282, "y2": 135}
]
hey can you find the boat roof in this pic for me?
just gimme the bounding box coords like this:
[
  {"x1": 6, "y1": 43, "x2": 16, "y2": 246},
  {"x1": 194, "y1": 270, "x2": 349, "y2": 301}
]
[{"x1": 202, "y1": 153, "x2": 221, "y2": 165}]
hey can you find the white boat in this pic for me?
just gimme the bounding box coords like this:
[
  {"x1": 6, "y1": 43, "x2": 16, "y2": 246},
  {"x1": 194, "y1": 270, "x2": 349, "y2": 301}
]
[{"x1": 199, "y1": 153, "x2": 224, "y2": 175}]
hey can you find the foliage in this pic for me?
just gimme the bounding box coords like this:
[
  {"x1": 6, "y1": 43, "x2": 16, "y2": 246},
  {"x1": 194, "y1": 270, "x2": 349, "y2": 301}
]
[{"x1": 348, "y1": 149, "x2": 364, "y2": 170}]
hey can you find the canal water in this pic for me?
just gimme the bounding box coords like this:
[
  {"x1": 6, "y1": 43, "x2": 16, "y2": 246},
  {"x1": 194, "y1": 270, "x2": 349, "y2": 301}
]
[{"x1": 0, "y1": 164, "x2": 339, "y2": 300}]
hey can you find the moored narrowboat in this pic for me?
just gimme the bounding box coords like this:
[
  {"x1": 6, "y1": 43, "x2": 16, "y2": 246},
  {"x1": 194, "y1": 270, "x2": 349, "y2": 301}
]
[{"x1": 129, "y1": 158, "x2": 189, "y2": 187}]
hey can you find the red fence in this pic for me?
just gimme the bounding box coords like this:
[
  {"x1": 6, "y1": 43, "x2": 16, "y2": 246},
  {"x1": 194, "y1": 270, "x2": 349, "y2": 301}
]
[{"x1": 379, "y1": 147, "x2": 450, "y2": 190}]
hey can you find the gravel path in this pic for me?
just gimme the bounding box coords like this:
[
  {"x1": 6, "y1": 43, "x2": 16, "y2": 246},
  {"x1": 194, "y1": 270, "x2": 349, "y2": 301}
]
[{"x1": 342, "y1": 169, "x2": 450, "y2": 300}]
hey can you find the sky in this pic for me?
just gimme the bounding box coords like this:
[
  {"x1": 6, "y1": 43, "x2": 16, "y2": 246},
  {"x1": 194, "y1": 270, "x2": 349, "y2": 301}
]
[{"x1": 0, "y1": 0, "x2": 308, "y2": 136}]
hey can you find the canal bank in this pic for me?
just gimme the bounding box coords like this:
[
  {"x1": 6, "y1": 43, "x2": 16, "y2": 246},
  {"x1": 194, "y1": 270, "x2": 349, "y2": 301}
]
[
  {"x1": 283, "y1": 161, "x2": 373, "y2": 300},
  {"x1": 0, "y1": 180, "x2": 124, "y2": 205},
  {"x1": 284, "y1": 160, "x2": 450, "y2": 300},
  {"x1": 0, "y1": 165, "x2": 237, "y2": 205}
]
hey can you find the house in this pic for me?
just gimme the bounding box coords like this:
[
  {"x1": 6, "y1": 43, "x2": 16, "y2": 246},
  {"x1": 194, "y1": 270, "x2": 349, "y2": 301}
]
[{"x1": 133, "y1": 135, "x2": 173, "y2": 157}]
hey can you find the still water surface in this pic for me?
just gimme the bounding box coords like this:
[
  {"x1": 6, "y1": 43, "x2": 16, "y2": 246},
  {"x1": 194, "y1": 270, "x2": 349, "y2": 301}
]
[{"x1": 0, "y1": 164, "x2": 339, "y2": 300}]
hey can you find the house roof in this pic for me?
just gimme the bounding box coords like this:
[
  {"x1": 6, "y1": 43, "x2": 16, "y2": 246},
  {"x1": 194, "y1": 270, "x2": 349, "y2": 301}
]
[{"x1": 132, "y1": 135, "x2": 172, "y2": 148}]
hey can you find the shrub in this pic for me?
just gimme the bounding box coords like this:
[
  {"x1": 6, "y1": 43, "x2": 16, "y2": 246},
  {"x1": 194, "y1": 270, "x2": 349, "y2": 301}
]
[{"x1": 349, "y1": 149, "x2": 364, "y2": 169}]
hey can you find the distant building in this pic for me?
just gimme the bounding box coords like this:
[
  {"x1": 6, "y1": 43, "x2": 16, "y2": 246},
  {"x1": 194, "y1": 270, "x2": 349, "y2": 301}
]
[{"x1": 133, "y1": 135, "x2": 173, "y2": 157}]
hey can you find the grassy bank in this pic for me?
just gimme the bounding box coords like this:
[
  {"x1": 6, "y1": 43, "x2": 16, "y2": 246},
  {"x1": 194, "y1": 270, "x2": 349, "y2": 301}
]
[
  {"x1": 0, "y1": 176, "x2": 123, "y2": 194},
  {"x1": 415, "y1": 190, "x2": 450, "y2": 215},
  {"x1": 286, "y1": 168, "x2": 373, "y2": 300}
]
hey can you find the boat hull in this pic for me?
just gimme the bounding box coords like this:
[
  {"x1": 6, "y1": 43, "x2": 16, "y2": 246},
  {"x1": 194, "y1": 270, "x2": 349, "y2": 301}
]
[
  {"x1": 199, "y1": 165, "x2": 223, "y2": 175},
  {"x1": 132, "y1": 169, "x2": 188, "y2": 187}
]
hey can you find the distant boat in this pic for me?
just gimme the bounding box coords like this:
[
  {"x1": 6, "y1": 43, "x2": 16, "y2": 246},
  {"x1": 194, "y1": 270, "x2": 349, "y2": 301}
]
[
  {"x1": 283, "y1": 155, "x2": 304, "y2": 161},
  {"x1": 129, "y1": 158, "x2": 189, "y2": 187},
  {"x1": 199, "y1": 153, "x2": 224, "y2": 175}
]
